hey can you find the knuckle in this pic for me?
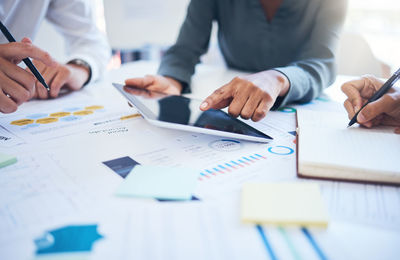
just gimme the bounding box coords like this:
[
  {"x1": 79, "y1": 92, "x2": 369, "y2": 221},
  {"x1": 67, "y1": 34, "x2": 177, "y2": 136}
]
[
  {"x1": 241, "y1": 112, "x2": 251, "y2": 120},
  {"x1": 205, "y1": 96, "x2": 215, "y2": 105},
  {"x1": 256, "y1": 88, "x2": 264, "y2": 95},
  {"x1": 247, "y1": 81, "x2": 256, "y2": 88},
  {"x1": 19, "y1": 89, "x2": 30, "y2": 101},
  {"x1": 213, "y1": 87, "x2": 225, "y2": 96},
  {"x1": 343, "y1": 100, "x2": 353, "y2": 112},
  {"x1": 254, "y1": 109, "x2": 266, "y2": 120},
  {"x1": 228, "y1": 106, "x2": 240, "y2": 117},
  {"x1": 340, "y1": 83, "x2": 349, "y2": 92},
  {"x1": 263, "y1": 93, "x2": 273, "y2": 103},
  {"x1": 242, "y1": 82, "x2": 254, "y2": 91},
  {"x1": 43, "y1": 51, "x2": 51, "y2": 60},
  {"x1": 232, "y1": 77, "x2": 242, "y2": 84},
  {"x1": 22, "y1": 42, "x2": 34, "y2": 51}
]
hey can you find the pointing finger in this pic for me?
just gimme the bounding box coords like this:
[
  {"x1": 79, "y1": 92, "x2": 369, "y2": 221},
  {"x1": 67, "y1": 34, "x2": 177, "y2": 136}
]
[{"x1": 200, "y1": 84, "x2": 232, "y2": 111}]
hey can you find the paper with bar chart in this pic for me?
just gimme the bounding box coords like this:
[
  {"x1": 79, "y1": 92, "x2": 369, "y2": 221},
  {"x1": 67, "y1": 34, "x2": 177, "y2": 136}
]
[
  {"x1": 0, "y1": 101, "x2": 140, "y2": 145},
  {"x1": 76, "y1": 124, "x2": 297, "y2": 199}
]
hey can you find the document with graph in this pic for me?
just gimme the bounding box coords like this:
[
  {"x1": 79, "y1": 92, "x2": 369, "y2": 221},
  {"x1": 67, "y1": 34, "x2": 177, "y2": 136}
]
[
  {"x1": 0, "y1": 92, "x2": 139, "y2": 146},
  {"x1": 297, "y1": 109, "x2": 400, "y2": 185}
]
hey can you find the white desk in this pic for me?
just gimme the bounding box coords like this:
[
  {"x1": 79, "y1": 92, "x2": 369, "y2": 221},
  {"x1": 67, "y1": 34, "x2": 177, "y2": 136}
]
[{"x1": 0, "y1": 61, "x2": 399, "y2": 260}]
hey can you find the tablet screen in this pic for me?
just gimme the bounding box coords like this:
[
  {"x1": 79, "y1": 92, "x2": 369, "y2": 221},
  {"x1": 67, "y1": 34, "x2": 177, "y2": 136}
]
[{"x1": 114, "y1": 84, "x2": 272, "y2": 141}]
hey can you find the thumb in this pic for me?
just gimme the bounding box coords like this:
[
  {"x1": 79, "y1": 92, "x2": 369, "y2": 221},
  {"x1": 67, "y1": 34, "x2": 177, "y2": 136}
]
[{"x1": 357, "y1": 97, "x2": 391, "y2": 123}]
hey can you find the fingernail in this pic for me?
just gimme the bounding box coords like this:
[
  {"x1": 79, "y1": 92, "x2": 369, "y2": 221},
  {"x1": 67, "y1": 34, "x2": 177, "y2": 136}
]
[
  {"x1": 354, "y1": 106, "x2": 360, "y2": 112},
  {"x1": 357, "y1": 112, "x2": 366, "y2": 123},
  {"x1": 200, "y1": 102, "x2": 208, "y2": 109}
]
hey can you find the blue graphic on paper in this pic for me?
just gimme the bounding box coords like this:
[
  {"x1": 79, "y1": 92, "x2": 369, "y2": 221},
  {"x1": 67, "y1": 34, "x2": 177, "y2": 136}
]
[
  {"x1": 60, "y1": 116, "x2": 80, "y2": 122},
  {"x1": 64, "y1": 107, "x2": 81, "y2": 112},
  {"x1": 21, "y1": 123, "x2": 40, "y2": 130},
  {"x1": 103, "y1": 156, "x2": 140, "y2": 178},
  {"x1": 26, "y1": 113, "x2": 48, "y2": 119},
  {"x1": 278, "y1": 107, "x2": 296, "y2": 113},
  {"x1": 268, "y1": 146, "x2": 294, "y2": 155},
  {"x1": 35, "y1": 224, "x2": 103, "y2": 255}
]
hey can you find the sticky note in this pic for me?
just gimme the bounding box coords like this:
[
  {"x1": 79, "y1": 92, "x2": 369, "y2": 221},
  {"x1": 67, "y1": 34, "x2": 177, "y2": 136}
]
[
  {"x1": 0, "y1": 152, "x2": 17, "y2": 168},
  {"x1": 241, "y1": 183, "x2": 329, "y2": 228},
  {"x1": 115, "y1": 165, "x2": 199, "y2": 200}
]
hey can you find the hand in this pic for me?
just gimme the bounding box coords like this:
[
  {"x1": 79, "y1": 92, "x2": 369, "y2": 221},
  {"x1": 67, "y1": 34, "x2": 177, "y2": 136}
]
[
  {"x1": 0, "y1": 37, "x2": 56, "y2": 113},
  {"x1": 199, "y1": 70, "x2": 289, "y2": 122},
  {"x1": 341, "y1": 75, "x2": 400, "y2": 133},
  {"x1": 125, "y1": 75, "x2": 182, "y2": 95},
  {"x1": 30, "y1": 60, "x2": 90, "y2": 99},
  {"x1": 123, "y1": 85, "x2": 167, "y2": 99}
]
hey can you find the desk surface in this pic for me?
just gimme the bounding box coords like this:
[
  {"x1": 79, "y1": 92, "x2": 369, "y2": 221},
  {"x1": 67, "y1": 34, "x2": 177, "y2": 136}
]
[{"x1": 0, "y1": 61, "x2": 399, "y2": 260}]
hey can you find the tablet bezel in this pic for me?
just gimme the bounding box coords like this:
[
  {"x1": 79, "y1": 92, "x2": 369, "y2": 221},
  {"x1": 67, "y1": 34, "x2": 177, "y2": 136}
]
[{"x1": 113, "y1": 83, "x2": 273, "y2": 143}]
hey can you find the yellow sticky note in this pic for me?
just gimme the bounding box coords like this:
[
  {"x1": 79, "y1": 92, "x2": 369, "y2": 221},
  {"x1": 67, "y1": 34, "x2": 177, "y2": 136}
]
[{"x1": 241, "y1": 182, "x2": 329, "y2": 228}]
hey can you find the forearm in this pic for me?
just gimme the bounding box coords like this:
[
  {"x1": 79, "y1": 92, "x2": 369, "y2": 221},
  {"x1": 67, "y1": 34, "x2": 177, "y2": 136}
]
[
  {"x1": 157, "y1": 0, "x2": 215, "y2": 92},
  {"x1": 272, "y1": 0, "x2": 347, "y2": 107},
  {"x1": 274, "y1": 58, "x2": 334, "y2": 106},
  {"x1": 46, "y1": 0, "x2": 111, "y2": 83}
]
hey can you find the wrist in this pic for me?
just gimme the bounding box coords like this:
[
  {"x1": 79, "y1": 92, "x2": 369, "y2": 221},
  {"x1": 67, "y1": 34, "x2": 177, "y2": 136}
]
[
  {"x1": 165, "y1": 76, "x2": 183, "y2": 93},
  {"x1": 65, "y1": 64, "x2": 90, "y2": 90},
  {"x1": 243, "y1": 70, "x2": 290, "y2": 98},
  {"x1": 67, "y1": 59, "x2": 91, "y2": 87},
  {"x1": 269, "y1": 70, "x2": 290, "y2": 97}
]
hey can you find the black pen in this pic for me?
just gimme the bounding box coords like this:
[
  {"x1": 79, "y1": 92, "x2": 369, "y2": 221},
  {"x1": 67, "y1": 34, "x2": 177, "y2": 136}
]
[
  {"x1": 0, "y1": 20, "x2": 50, "y2": 91},
  {"x1": 348, "y1": 67, "x2": 400, "y2": 127}
]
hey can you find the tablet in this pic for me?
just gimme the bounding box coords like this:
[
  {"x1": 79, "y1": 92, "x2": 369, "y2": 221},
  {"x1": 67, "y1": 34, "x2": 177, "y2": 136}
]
[{"x1": 113, "y1": 83, "x2": 273, "y2": 143}]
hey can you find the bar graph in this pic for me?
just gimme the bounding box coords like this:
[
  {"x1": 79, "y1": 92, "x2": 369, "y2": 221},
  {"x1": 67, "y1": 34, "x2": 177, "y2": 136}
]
[{"x1": 198, "y1": 153, "x2": 267, "y2": 181}]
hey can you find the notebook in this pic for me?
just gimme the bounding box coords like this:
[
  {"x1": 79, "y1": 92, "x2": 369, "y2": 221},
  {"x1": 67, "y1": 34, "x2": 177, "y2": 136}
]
[{"x1": 296, "y1": 109, "x2": 400, "y2": 185}]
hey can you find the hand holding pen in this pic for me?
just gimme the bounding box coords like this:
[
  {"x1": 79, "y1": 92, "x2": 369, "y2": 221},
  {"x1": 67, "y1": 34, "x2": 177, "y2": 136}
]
[
  {"x1": 341, "y1": 72, "x2": 400, "y2": 133},
  {"x1": 0, "y1": 21, "x2": 55, "y2": 113}
]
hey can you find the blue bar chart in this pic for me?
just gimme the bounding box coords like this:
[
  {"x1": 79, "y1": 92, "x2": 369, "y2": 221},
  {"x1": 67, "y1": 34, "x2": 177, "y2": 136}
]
[{"x1": 198, "y1": 153, "x2": 267, "y2": 181}]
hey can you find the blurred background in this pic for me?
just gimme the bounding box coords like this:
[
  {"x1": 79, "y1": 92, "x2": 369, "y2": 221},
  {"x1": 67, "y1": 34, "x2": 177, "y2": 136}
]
[{"x1": 35, "y1": 0, "x2": 400, "y2": 78}]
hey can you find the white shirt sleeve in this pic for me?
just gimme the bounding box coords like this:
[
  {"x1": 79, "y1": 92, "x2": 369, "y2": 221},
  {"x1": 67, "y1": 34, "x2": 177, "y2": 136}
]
[{"x1": 45, "y1": 0, "x2": 111, "y2": 83}]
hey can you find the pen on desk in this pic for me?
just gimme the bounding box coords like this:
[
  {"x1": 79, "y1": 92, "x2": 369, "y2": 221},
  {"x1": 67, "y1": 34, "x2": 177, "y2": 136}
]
[
  {"x1": 348, "y1": 67, "x2": 400, "y2": 127},
  {"x1": 0, "y1": 20, "x2": 50, "y2": 92}
]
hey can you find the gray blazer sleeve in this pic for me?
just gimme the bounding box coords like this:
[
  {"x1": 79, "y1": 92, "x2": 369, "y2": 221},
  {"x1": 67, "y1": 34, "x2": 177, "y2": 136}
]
[
  {"x1": 157, "y1": 0, "x2": 216, "y2": 93},
  {"x1": 274, "y1": 0, "x2": 347, "y2": 107}
]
